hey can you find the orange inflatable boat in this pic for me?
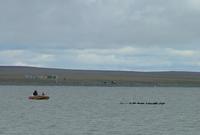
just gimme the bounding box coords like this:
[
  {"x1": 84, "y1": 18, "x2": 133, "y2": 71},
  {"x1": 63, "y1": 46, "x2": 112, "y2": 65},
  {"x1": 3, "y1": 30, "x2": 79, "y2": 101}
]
[{"x1": 28, "y1": 95, "x2": 49, "y2": 100}]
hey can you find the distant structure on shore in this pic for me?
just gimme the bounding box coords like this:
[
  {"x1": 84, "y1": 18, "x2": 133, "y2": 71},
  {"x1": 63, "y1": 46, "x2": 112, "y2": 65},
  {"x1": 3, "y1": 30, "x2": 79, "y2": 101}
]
[
  {"x1": 0, "y1": 66, "x2": 200, "y2": 86},
  {"x1": 25, "y1": 74, "x2": 58, "y2": 83}
]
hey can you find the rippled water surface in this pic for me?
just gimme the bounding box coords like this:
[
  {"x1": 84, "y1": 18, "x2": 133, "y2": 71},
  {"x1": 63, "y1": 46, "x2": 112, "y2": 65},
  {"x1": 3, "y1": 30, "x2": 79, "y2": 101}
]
[{"x1": 0, "y1": 86, "x2": 200, "y2": 135}]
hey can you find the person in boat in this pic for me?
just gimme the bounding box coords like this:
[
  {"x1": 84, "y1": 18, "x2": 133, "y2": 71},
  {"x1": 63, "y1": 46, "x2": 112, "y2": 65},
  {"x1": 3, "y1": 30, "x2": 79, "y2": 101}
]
[
  {"x1": 33, "y1": 90, "x2": 38, "y2": 96},
  {"x1": 42, "y1": 92, "x2": 45, "y2": 96}
]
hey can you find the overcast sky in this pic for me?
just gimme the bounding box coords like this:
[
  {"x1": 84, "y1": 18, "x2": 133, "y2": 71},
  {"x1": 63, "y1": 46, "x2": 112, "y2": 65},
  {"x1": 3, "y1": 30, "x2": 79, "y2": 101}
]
[{"x1": 0, "y1": 0, "x2": 200, "y2": 71}]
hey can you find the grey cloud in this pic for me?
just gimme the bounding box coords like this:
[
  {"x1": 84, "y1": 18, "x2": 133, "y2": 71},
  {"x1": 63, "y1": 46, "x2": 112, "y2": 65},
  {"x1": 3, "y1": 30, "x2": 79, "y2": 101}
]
[{"x1": 0, "y1": 0, "x2": 200, "y2": 49}]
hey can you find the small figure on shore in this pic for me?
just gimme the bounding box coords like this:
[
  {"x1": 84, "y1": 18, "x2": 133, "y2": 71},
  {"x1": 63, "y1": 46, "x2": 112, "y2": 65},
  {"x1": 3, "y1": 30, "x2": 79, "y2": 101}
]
[{"x1": 33, "y1": 90, "x2": 38, "y2": 96}]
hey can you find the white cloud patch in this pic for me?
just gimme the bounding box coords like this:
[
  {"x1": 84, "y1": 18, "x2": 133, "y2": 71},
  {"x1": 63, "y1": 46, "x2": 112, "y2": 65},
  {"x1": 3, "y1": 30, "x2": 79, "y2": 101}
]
[
  {"x1": 0, "y1": 46, "x2": 200, "y2": 71},
  {"x1": 0, "y1": 46, "x2": 199, "y2": 71},
  {"x1": 167, "y1": 48, "x2": 198, "y2": 57},
  {"x1": 0, "y1": 50, "x2": 55, "y2": 67},
  {"x1": 52, "y1": 47, "x2": 200, "y2": 71}
]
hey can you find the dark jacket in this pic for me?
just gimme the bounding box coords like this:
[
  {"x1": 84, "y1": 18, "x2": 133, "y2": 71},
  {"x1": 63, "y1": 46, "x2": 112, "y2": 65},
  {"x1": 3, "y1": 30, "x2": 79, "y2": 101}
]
[{"x1": 33, "y1": 90, "x2": 38, "y2": 96}]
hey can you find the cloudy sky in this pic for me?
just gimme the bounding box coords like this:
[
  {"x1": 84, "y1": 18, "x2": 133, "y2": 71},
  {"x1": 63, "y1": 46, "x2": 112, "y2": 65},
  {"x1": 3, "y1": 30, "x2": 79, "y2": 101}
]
[{"x1": 0, "y1": 0, "x2": 200, "y2": 71}]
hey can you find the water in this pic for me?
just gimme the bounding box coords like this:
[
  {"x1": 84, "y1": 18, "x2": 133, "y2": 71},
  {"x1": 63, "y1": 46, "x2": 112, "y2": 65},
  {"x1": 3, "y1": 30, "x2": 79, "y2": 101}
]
[{"x1": 0, "y1": 86, "x2": 200, "y2": 135}]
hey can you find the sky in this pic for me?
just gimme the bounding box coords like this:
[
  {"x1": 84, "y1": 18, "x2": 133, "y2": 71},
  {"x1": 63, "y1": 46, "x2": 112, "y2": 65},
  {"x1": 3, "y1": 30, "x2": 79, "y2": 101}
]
[{"x1": 0, "y1": 0, "x2": 200, "y2": 71}]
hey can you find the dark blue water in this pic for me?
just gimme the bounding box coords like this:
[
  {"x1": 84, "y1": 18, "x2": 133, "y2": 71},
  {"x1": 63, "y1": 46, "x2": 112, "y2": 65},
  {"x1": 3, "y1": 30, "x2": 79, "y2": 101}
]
[{"x1": 0, "y1": 86, "x2": 200, "y2": 135}]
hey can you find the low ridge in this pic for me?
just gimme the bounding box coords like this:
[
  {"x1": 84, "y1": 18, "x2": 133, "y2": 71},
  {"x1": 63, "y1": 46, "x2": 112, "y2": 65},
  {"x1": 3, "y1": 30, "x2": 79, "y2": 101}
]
[{"x1": 0, "y1": 66, "x2": 200, "y2": 86}]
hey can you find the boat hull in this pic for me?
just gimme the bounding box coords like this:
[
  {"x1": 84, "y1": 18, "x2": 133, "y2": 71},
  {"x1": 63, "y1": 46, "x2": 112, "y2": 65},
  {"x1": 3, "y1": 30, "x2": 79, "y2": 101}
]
[{"x1": 28, "y1": 95, "x2": 49, "y2": 100}]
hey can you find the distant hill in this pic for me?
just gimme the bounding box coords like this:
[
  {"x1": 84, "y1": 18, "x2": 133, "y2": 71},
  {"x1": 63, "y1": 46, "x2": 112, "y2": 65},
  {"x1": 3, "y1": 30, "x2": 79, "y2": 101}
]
[{"x1": 0, "y1": 66, "x2": 200, "y2": 86}]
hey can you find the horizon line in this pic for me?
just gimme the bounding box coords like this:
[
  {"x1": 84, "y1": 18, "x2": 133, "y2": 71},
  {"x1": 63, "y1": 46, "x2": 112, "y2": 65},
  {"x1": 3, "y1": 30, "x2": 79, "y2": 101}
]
[{"x1": 0, "y1": 65, "x2": 199, "y2": 73}]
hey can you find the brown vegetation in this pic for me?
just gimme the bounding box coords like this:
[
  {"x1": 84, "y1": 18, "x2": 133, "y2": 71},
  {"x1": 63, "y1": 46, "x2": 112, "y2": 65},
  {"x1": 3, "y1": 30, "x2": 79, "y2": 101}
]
[{"x1": 0, "y1": 66, "x2": 200, "y2": 86}]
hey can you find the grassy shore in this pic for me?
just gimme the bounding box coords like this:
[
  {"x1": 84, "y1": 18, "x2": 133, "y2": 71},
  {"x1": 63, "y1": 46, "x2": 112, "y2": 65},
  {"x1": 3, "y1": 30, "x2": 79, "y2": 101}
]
[{"x1": 0, "y1": 66, "x2": 200, "y2": 86}]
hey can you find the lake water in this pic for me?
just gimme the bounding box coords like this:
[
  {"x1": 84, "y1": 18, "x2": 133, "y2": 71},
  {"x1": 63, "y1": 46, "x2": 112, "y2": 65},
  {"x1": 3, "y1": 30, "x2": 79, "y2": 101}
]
[{"x1": 0, "y1": 86, "x2": 200, "y2": 135}]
